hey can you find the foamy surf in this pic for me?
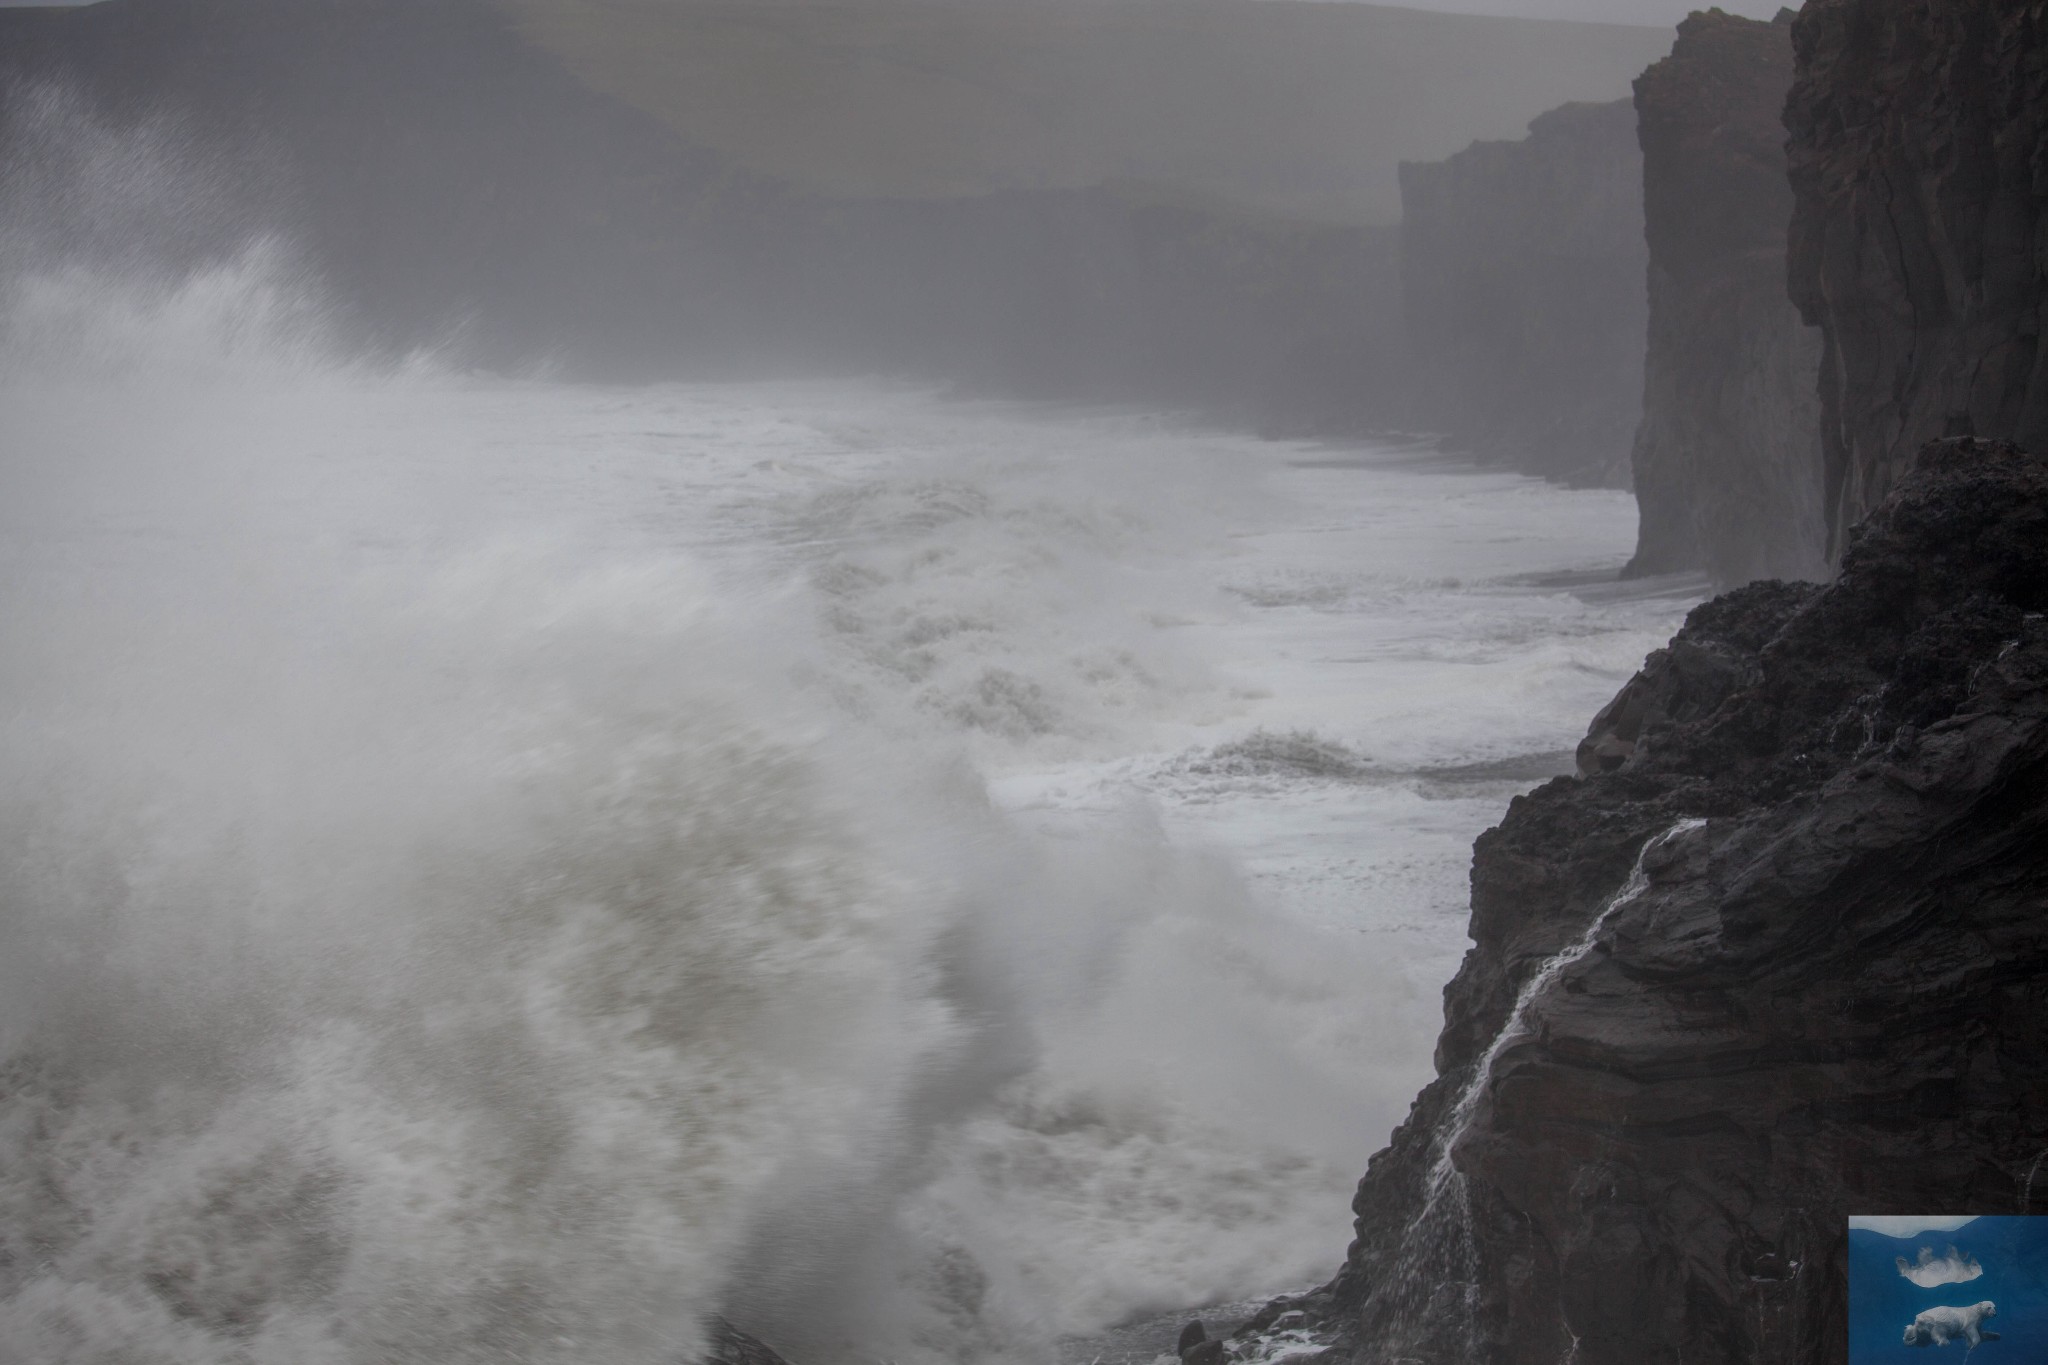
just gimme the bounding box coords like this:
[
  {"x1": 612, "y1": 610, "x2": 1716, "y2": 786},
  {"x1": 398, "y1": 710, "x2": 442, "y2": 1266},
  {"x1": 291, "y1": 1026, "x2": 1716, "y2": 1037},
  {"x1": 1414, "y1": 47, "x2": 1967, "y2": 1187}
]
[{"x1": 0, "y1": 130, "x2": 1695, "y2": 1363}]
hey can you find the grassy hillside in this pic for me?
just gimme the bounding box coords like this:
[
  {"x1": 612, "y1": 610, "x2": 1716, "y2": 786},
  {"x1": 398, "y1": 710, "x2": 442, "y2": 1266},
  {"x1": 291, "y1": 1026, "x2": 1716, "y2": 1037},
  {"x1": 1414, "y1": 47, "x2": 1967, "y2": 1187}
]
[{"x1": 499, "y1": 0, "x2": 1673, "y2": 223}]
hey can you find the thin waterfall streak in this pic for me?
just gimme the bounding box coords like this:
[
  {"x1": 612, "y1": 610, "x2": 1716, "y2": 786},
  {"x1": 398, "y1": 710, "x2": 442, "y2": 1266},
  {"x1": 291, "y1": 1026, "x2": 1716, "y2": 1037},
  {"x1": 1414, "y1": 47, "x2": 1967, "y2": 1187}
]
[{"x1": 1362, "y1": 817, "x2": 1708, "y2": 1359}]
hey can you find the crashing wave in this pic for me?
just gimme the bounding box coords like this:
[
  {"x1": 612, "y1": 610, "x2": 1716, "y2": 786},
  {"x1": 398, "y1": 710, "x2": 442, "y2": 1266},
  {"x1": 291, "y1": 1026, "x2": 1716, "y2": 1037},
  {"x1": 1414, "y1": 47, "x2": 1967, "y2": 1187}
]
[{"x1": 1173, "y1": 728, "x2": 1376, "y2": 783}]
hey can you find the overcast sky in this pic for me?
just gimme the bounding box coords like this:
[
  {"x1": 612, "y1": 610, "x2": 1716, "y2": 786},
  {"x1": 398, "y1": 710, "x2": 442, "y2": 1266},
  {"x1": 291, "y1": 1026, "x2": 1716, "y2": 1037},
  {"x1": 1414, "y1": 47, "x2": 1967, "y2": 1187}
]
[
  {"x1": 0, "y1": 0, "x2": 1789, "y2": 17},
  {"x1": 1347, "y1": 0, "x2": 1783, "y2": 22}
]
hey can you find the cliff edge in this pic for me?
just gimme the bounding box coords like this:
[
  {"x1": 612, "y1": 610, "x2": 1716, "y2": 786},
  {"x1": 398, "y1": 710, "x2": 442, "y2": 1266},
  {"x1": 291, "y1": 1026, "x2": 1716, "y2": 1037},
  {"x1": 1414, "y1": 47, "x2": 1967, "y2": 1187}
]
[
  {"x1": 1787, "y1": 0, "x2": 2048, "y2": 558},
  {"x1": 1628, "y1": 9, "x2": 1827, "y2": 585},
  {"x1": 1220, "y1": 438, "x2": 2048, "y2": 1365}
]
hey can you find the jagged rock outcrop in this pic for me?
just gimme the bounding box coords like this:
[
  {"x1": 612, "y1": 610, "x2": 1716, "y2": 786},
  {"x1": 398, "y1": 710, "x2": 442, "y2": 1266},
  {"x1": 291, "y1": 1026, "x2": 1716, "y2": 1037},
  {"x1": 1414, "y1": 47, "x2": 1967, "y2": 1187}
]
[
  {"x1": 1398, "y1": 99, "x2": 1649, "y2": 486},
  {"x1": 1628, "y1": 10, "x2": 1828, "y2": 585},
  {"x1": 1787, "y1": 0, "x2": 2048, "y2": 559},
  {"x1": 1233, "y1": 438, "x2": 2048, "y2": 1365}
]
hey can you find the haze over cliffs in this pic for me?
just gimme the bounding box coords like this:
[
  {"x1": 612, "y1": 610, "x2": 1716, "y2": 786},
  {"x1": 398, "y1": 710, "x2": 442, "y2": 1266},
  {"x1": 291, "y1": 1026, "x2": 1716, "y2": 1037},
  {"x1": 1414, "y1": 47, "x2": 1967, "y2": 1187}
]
[
  {"x1": 13, "y1": 2, "x2": 2048, "y2": 1363},
  {"x1": 1397, "y1": 99, "x2": 1647, "y2": 485},
  {"x1": 0, "y1": 0, "x2": 1677, "y2": 437},
  {"x1": 500, "y1": 0, "x2": 1672, "y2": 226}
]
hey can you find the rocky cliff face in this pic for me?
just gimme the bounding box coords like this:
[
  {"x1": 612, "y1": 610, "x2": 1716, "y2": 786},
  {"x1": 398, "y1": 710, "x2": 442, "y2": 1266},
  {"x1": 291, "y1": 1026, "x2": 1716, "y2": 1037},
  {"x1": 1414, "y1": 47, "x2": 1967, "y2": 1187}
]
[
  {"x1": 1787, "y1": 0, "x2": 2048, "y2": 559},
  {"x1": 1628, "y1": 10, "x2": 1828, "y2": 585},
  {"x1": 1398, "y1": 99, "x2": 1648, "y2": 486},
  {"x1": 1218, "y1": 438, "x2": 2048, "y2": 1365}
]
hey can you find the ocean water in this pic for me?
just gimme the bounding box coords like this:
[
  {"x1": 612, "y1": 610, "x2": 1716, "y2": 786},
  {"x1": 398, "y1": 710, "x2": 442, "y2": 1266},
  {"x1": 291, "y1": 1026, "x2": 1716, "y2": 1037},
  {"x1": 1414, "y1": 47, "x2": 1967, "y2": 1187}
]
[
  {"x1": 0, "y1": 244, "x2": 1696, "y2": 1365},
  {"x1": 1850, "y1": 1219, "x2": 2048, "y2": 1365}
]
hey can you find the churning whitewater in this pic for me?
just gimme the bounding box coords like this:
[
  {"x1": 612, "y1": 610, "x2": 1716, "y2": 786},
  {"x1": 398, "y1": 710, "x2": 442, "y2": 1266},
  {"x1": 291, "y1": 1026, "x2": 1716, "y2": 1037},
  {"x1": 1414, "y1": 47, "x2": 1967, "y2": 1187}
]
[{"x1": 0, "y1": 235, "x2": 1693, "y2": 1364}]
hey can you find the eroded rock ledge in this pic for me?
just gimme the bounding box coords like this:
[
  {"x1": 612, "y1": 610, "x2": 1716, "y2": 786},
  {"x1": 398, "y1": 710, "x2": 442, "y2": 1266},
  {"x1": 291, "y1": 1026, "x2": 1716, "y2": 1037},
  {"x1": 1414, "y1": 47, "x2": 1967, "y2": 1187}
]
[{"x1": 1223, "y1": 438, "x2": 2048, "y2": 1365}]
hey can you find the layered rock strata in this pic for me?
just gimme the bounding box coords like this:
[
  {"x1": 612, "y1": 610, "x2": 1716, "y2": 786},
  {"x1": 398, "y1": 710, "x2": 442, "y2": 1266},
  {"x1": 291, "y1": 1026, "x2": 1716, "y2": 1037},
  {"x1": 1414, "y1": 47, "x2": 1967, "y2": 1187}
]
[
  {"x1": 1628, "y1": 10, "x2": 1828, "y2": 585},
  {"x1": 1787, "y1": 0, "x2": 2048, "y2": 557},
  {"x1": 1229, "y1": 438, "x2": 2048, "y2": 1365},
  {"x1": 1398, "y1": 99, "x2": 1648, "y2": 485}
]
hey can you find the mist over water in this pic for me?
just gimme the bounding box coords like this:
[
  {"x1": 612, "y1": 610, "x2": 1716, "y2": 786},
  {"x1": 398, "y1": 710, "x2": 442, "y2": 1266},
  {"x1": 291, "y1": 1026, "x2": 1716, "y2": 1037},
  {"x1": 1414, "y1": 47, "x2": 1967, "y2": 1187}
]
[{"x1": 0, "y1": 109, "x2": 1693, "y2": 1365}]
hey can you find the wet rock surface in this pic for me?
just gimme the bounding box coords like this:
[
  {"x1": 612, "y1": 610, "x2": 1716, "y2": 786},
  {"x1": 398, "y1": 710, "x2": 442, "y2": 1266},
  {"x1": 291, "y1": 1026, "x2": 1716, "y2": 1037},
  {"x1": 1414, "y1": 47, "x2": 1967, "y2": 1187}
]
[
  {"x1": 1787, "y1": 0, "x2": 2048, "y2": 557},
  {"x1": 1628, "y1": 10, "x2": 1827, "y2": 585},
  {"x1": 1245, "y1": 439, "x2": 2048, "y2": 1364}
]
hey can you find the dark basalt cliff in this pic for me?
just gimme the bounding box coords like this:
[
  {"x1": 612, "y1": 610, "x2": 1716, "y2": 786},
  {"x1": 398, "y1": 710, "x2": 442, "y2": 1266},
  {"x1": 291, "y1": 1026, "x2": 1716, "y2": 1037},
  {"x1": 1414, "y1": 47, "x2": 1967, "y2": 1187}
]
[
  {"x1": 1628, "y1": 10, "x2": 1828, "y2": 585},
  {"x1": 1222, "y1": 438, "x2": 2048, "y2": 1365},
  {"x1": 1787, "y1": 0, "x2": 2048, "y2": 559},
  {"x1": 1398, "y1": 100, "x2": 1648, "y2": 486},
  {"x1": 0, "y1": 0, "x2": 1403, "y2": 431}
]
